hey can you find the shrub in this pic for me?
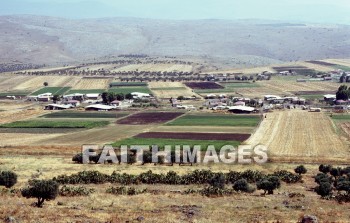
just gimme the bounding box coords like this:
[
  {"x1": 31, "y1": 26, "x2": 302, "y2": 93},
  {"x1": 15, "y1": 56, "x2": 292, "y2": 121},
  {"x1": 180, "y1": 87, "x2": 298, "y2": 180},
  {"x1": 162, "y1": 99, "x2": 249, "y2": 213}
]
[
  {"x1": 0, "y1": 171, "x2": 18, "y2": 188},
  {"x1": 315, "y1": 182, "x2": 332, "y2": 198},
  {"x1": 208, "y1": 173, "x2": 225, "y2": 189},
  {"x1": 294, "y1": 165, "x2": 307, "y2": 175},
  {"x1": 106, "y1": 186, "x2": 146, "y2": 195},
  {"x1": 314, "y1": 173, "x2": 332, "y2": 184},
  {"x1": 336, "y1": 180, "x2": 350, "y2": 194},
  {"x1": 330, "y1": 167, "x2": 342, "y2": 179},
  {"x1": 59, "y1": 185, "x2": 95, "y2": 196},
  {"x1": 233, "y1": 179, "x2": 249, "y2": 192},
  {"x1": 272, "y1": 170, "x2": 302, "y2": 183},
  {"x1": 256, "y1": 176, "x2": 281, "y2": 195},
  {"x1": 21, "y1": 180, "x2": 59, "y2": 207},
  {"x1": 200, "y1": 186, "x2": 232, "y2": 197},
  {"x1": 319, "y1": 164, "x2": 332, "y2": 174}
]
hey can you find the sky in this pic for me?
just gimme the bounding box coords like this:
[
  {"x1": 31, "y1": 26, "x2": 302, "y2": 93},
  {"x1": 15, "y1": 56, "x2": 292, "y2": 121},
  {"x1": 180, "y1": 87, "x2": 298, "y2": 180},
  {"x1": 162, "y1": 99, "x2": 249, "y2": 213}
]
[{"x1": 1, "y1": 0, "x2": 350, "y2": 24}]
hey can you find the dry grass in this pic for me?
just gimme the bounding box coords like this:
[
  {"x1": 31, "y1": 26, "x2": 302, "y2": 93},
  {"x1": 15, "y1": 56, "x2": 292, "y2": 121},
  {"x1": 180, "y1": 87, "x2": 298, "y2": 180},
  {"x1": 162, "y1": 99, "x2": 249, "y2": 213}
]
[
  {"x1": 72, "y1": 78, "x2": 111, "y2": 90},
  {"x1": 112, "y1": 64, "x2": 193, "y2": 72},
  {"x1": 13, "y1": 76, "x2": 81, "y2": 91},
  {"x1": 246, "y1": 110, "x2": 349, "y2": 162},
  {"x1": 0, "y1": 75, "x2": 32, "y2": 92},
  {"x1": 0, "y1": 154, "x2": 350, "y2": 222},
  {"x1": 152, "y1": 125, "x2": 255, "y2": 134},
  {"x1": 148, "y1": 82, "x2": 197, "y2": 98}
]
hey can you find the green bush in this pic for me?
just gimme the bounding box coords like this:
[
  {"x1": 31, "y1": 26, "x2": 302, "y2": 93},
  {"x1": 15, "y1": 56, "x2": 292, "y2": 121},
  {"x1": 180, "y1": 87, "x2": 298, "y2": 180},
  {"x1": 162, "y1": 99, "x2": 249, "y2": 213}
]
[
  {"x1": 106, "y1": 186, "x2": 147, "y2": 195},
  {"x1": 294, "y1": 165, "x2": 307, "y2": 175},
  {"x1": 315, "y1": 182, "x2": 332, "y2": 198},
  {"x1": 256, "y1": 176, "x2": 281, "y2": 195},
  {"x1": 0, "y1": 171, "x2": 17, "y2": 188},
  {"x1": 233, "y1": 179, "x2": 250, "y2": 192},
  {"x1": 59, "y1": 185, "x2": 95, "y2": 196},
  {"x1": 21, "y1": 180, "x2": 59, "y2": 207}
]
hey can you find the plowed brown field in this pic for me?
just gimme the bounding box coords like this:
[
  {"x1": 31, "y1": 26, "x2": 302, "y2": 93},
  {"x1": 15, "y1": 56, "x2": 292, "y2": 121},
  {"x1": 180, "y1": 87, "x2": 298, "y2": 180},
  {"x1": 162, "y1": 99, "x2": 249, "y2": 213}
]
[{"x1": 245, "y1": 110, "x2": 349, "y2": 162}]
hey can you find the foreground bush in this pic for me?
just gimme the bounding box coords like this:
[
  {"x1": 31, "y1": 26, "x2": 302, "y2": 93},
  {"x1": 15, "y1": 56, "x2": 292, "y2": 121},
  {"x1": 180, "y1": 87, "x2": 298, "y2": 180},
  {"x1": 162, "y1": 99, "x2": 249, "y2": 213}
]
[
  {"x1": 256, "y1": 176, "x2": 281, "y2": 195},
  {"x1": 106, "y1": 186, "x2": 147, "y2": 195},
  {"x1": 21, "y1": 180, "x2": 59, "y2": 207},
  {"x1": 0, "y1": 171, "x2": 17, "y2": 188}
]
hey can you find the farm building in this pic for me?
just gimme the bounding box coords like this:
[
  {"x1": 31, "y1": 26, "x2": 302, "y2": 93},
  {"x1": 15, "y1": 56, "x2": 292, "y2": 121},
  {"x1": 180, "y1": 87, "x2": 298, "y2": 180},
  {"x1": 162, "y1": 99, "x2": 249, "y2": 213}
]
[
  {"x1": 264, "y1": 95, "x2": 281, "y2": 101},
  {"x1": 45, "y1": 104, "x2": 73, "y2": 110},
  {"x1": 227, "y1": 106, "x2": 255, "y2": 114},
  {"x1": 86, "y1": 93, "x2": 101, "y2": 100},
  {"x1": 85, "y1": 104, "x2": 116, "y2": 111},
  {"x1": 63, "y1": 93, "x2": 85, "y2": 101},
  {"x1": 336, "y1": 100, "x2": 349, "y2": 105},
  {"x1": 324, "y1": 94, "x2": 336, "y2": 102},
  {"x1": 64, "y1": 100, "x2": 81, "y2": 107},
  {"x1": 111, "y1": 100, "x2": 121, "y2": 106},
  {"x1": 206, "y1": 94, "x2": 217, "y2": 99},
  {"x1": 131, "y1": 92, "x2": 151, "y2": 99}
]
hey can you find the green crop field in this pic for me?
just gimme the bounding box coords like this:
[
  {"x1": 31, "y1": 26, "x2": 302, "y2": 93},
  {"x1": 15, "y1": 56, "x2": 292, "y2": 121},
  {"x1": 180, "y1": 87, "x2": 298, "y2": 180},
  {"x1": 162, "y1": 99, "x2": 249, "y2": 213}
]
[
  {"x1": 166, "y1": 114, "x2": 261, "y2": 127},
  {"x1": 0, "y1": 120, "x2": 110, "y2": 128},
  {"x1": 299, "y1": 94, "x2": 323, "y2": 100},
  {"x1": 109, "y1": 82, "x2": 148, "y2": 87},
  {"x1": 334, "y1": 65, "x2": 350, "y2": 72},
  {"x1": 113, "y1": 137, "x2": 240, "y2": 151},
  {"x1": 41, "y1": 111, "x2": 129, "y2": 119},
  {"x1": 108, "y1": 87, "x2": 152, "y2": 94},
  {"x1": 150, "y1": 87, "x2": 187, "y2": 90},
  {"x1": 31, "y1": 87, "x2": 71, "y2": 96},
  {"x1": 195, "y1": 82, "x2": 260, "y2": 94},
  {"x1": 331, "y1": 114, "x2": 350, "y2": 122},
  {"x1": 66, "y1": 89, "x2": 105, "y2": 94}
]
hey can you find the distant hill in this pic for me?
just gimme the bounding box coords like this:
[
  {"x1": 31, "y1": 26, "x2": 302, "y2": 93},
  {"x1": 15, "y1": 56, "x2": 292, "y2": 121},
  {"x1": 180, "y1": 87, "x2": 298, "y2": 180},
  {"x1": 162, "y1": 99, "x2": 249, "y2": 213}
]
[{"x1": 1, "y1": 15, "x2": 349, "y2": 66}]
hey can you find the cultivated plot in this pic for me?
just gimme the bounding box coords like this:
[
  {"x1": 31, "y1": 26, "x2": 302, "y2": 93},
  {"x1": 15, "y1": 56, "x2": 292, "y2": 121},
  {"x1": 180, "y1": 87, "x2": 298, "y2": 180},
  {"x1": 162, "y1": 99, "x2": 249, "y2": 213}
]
[
  {"x1": 148, "y1": 82, "x2": 196, "y2": 98},
  {"x1": 245, "y1": 110, "x2": 348, "y2": 161},
  {"x1": 72, "y1": 78, "x2": 112, "y2": 90}
]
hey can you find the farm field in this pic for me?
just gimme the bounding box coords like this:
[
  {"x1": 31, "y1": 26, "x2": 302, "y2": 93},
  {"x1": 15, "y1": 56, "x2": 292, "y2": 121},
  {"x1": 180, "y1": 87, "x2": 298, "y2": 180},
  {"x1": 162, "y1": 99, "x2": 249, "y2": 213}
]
[
  {"x1": 113, "y1": 137, "x2": 241, "y2": 149},
  {"x1": 0, "y1": 75, "x2": 32, "y2": 92},
  {"x1": 111, "y1": 63, "x2": 193, "y2": 72},
  {"x1": 0, "y1": 119, "x2": 110, "y2": 129},
  {"x1": 245, "y1": 110, "x2": 349, "y2": 162},
  {"x1": 13, "y1": 76, "x2": 81, "y2": 91},
  {"x1": 152, "y1": 125, "x2": 255, "y2": 134},
  {"x1": 117, "y1": 112, "x2": 184, "y2": 125},
  {"x1": 66, "y1": 89, "x2": 105, "y2": 94},
  {"x1": 323, "y1": 59, "x2": 350, "y2": 68},
  {"x1": 166, "y1": 114, "x2": 261, "y2": 127},
  {"x1": 195, "y1": 82, "x2": 261, "y2": 94},
  {"x1": 41, "y1": 111, "x2": 129, "y2": 119},
  {"x1": 109, "y1": 82, "x2": 148, "y2": 87},
  {"x1": 30, "y1": 87, "x2": 71, "y2": 96},
  {"x1": 135, "y1": 132, "x2": 250, "y2": 141},
  {"x1": 184, "y1": 82, "x2": 224, "y2": 89},
  {"x1": 72, "y1": 78, "x2": 111, "y2": 90},
  {"x1": 148, "y1": 82, "x2": 196, "y2": 98},
  {"x1": 0, "y1": 107, "x2": 48, "y2": 125},
  {"x1": 108, "y1": 86, "x2": 152, "y2": 94}
]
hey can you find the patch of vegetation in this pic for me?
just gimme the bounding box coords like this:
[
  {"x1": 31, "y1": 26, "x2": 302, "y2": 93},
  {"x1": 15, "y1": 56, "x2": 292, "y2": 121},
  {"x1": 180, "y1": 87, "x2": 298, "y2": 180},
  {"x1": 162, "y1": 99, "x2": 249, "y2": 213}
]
[
  {"x1": 21, "y1": 179, "x2": 59, "y2": 207},
  {"x1": 66, "y1": 89, "x2": 105, "y2": 94},
  {"x1": 195, "y1": 82, "x2": 260, "y2": 94},
  {"x1": 106, "y1": 186, "x2": 147, "y2": 195},
  {"x1": 334, "y1": 65, "x2": 350, "y2": 72},
  {"x1": 59, "y1": 185, "x2": 95, "y2": 196},
  {"x1": 151, "y1": 87, "x2": 187, "y2": 90},
  {"x1": 108, "y1": 87, "x2": 152, "y2": 94},
  {"x1": 0, "y1": 171, "x2": 17, "y2": 188},
  {"x1": 0, "y1": 120, "x2": 110, "y2": 128},
  {"x1": 166, "y1": 114, "x2": 260, "y2": 127},
  {"x1": 41, "y1": 111, "x2": 127, "y2": 119},
  {"x1": 299, "y1": 94, "x2": 323, "y2": 100},
  {"x1": 112, "y1": 137, "x2": 241, "y2": 150},
  {"x1": 109, "y1": 82, "x2": 148, "y2": 87},
  {"x1": 31, "y1": 87, "x2": 71, "y2": 96}
]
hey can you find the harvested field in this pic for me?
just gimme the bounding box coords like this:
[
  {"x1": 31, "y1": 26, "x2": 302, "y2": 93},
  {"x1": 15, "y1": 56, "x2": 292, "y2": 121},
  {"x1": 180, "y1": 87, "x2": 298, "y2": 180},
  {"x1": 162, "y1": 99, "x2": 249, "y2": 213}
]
[
  {"x1": 195, "y1": 82, "x2": 260, "y2": 94},
  {"x1": 135, "y1": 132, "x2": 250, "y2": 141},
  {"x1": 0, "y1": 75, "x2": 32, "y2": 92},
  {"x1": 305, "y1": 60, "x2": 336, "y2": 66},
  {"x1": 148, "y1": 82, "x2": 196, "y2": 98},
  {"x1": 166, "y1": 114, "x2": 260, "y2": 127},
  {"x1": 0, "y1": 133, "x2": 63, "y2": 146},
  {"x1": 30, "y1": 87, "x2": 71, "y2": 96},
  {"x1": 111, "y1": 63, "x2": 193, "y2": 72},
  {"x1": 13, "y1": 76, "x2": 80, "y2": 91},
  {"x1": 117, "y1": 112, "x2": 184, "y2": 125},
  {"x1": 298, "y1": 62, "x2": 335, "y2": 72},
  {"x1": 0, "y1": 108, "x2": 48, "y2": 125},
  {"x1": 72, "y1": 78, "x2": 111, "y2": 89},
  {"x1": 323, "y1": 59, "x2": 350, "y2": 68},
  {"x1": 292, "y1": 90, "x2": 335, "y2": 95},
  {"x1": 42, "y1": 111, "x2": 128, "y2": 119},
  {"x1": 0, "y1": 120, "x2": 110, "y2": 129},
  {"x1": 39, "y1": 125, "x2": 153, "y2": 145},
  {"x1": 245, "y1": 110, "x2": 349, "y2": 161},
  {"x1": 340, "y1": 122, "x2": 350, "y2": 139},
  {"x1": 66, "y1": 89, "x2": 105, "y2": 94},
  {"x1": 184, "y1": 82, "x2": 224, "y2": 89}
]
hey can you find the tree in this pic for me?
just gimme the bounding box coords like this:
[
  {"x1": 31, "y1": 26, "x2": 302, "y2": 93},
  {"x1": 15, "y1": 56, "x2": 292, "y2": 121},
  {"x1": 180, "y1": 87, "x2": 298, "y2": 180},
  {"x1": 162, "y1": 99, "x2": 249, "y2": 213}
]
[
  {"x1": 52, "y1": 95, "x2": 60, "y2": 104},
  {"x1": 294, "y1": 165, "x2": 307, "y2": 175},
  {"x1": 256, "y1": 176, "x2": 281, "y2": 195},
  {"x1": 125, "y1": 93, "x2": 133, "y2": 100},
  {"x1": 0, "y1": 171, "x2": 17, "y2": 188},
  {"x1": 336, "y1": 180, "x2": 350, "y2": 194},
  {"x1": 116, "y1": 93, "x2": 124, "y2": 101},
  {"x1": 107, "y1": 92, "x2": 116, "y2": 103},
  {"x1": 233, "y1": 179, "x2": 249, "y2": 192},
  {"x1": 336, "y1": 85, "x2": 350, "y2": 100},
  {"x1": 315, "y1": 182, "x2": 332, "y2": 197},
  {"x1": 319, "y1": 164, "x2": 332, "y2": 174},
  {"x1": 43, "y1": 82, "x2": 48, "y2": 87},
  {"x1": 101, "y1": 92, "x2": 108, "y2": 104},
  {"x1": 21, "y1": 180, "x2": 59, "y2": 207},
  {"x1": 330, "y1": 167, "x2": 342, "y2": 180},
  {"x1": 177, "y1": 96, "x2": 185, "y2": 101}
]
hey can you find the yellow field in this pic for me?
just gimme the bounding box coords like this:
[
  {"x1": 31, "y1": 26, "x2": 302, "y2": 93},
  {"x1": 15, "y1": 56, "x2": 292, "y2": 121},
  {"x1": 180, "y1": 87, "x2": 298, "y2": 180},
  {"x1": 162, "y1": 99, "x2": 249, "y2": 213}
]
[
  {"x1": 13, "y1": 76, "x2": 81, "y2": 91},
  {"x1": 323, "y1": 59, "x2": 350, "y2": 67},
  {"x1": 148, "y1": 82, "x2": 197, "y2": 98},
  {"x1": 246, "y1": 110, "x2": 349, "y2": 162},
  {"x1": 72, "y1": 78, "x2": 111, "y2": 90},
  {"x1": 0, "y1": 75, "x2": 32, "y2": 92},
  {"x1": 112, "y1": 63, "x2": 193, "y2": 72}
]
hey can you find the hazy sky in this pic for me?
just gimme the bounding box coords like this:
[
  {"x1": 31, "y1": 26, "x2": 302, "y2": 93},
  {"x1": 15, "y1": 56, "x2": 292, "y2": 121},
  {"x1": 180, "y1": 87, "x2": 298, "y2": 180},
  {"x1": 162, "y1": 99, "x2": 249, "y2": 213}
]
[{"x1": 1, "y1": 0, "x2": 350, "y2": 24}]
